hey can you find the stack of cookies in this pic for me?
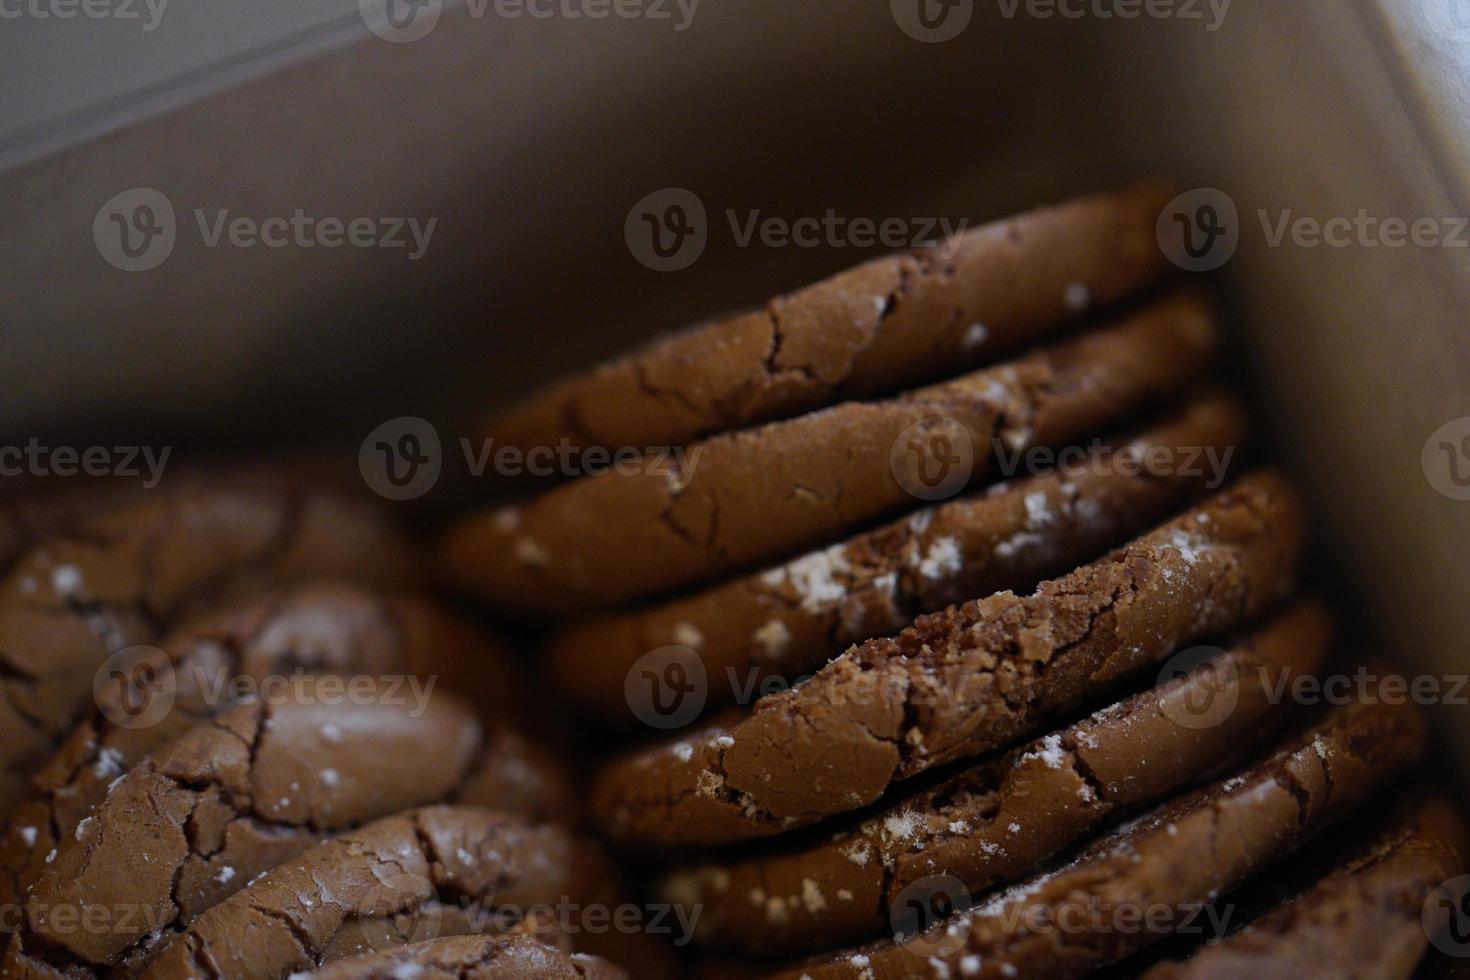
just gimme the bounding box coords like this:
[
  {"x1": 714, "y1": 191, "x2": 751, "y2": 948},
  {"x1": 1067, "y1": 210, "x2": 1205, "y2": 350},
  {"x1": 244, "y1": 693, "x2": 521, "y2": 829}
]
[
  {"x1": 0, "y1": 186, "x2": 1462, "y2": 980},
  {"x1": 441, "y1": 184, "x2": 1470, "y2": 978}
]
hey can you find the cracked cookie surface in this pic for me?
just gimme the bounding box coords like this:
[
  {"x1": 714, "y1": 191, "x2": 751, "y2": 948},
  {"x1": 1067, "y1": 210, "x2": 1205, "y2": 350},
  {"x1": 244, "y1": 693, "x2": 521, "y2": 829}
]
[
  {"x1": 592, "y1": 472, "x2": 1304, "y2": 847},
  {"x1": 7, "y1": 805, "x2": 611, "y2": 980},
  {"x1": 0, "y1": 582, "x2": 550, "y2": 918},
  {"x1": 446, "y1": 293, "x2": 1219, "y2": 614},
  {"x1": 763, "y1": 684, "x2": 1429, "y2": 979},
  {"x1": 0, "y1": 478, "x2": 424, "y2": 819},
  {"x1": 488, "y1": 184, "x2": 1173, "y2": 454},
  {"x1": 657, "y1": 600, "x2": 1334, "y2": 956},
  {"x1": 11, "y1": 688, "x2": 505, "y2": 971},
  {"x1": 551, "y1": 392, "x2": 1248, "y2": 722},
  {"x1": 1141, "y1": 789, "x2": 1469, "y2": 980}
]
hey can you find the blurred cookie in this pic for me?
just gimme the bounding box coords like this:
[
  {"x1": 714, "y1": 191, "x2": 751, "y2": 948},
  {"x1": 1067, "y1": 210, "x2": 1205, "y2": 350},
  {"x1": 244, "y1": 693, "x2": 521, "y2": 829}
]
[
  {"x1": 658, "y1": 600, "x2": 1333, "y2": 956},
  {"x1": 764, "y1": 685, "x2": 1429, "y2": 979},
  {"x1": 551, "y1": 392, "x2": 1248, "y2": 721},
  {"x1": 445, "y1": 293, "x2": 1218, "y2": 613},
  {"x1": 1142, "y1": 790, "x2": 1469, "y2": 980},
  {"x1": 592, "y1": 472, "x2": 1303, "y2": 847},
  {"x1": 490, "y1": 183, "x2": 1174, "y2": 453},
  {"x1": 0, "y1": 582, "x2": 553, "y2": 915},
  {"x1": 0, "y1": 478, "x2": 424, "y2": 815}
]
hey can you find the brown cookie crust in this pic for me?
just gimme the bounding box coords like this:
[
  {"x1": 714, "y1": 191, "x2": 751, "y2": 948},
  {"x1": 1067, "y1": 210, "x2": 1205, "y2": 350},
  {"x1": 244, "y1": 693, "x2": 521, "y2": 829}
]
[
  {"x1": 65, "y1": 805, "x2": 610, "y2": 980},
  {"x1": 551, "y1": 392, "x2": 1249, "y2": 721},
  {"x1": 0, "y1": 479, "x2": 424, "y2": 819},
  {"x1": 444, "y1": 292, "x2": 1219, "y2": 614},
  {"x1": 1142, "y1": 791, "x2": 1469, "y2": 980},
  {"x1": 591, "y1": 471, "x2": 1304, "y2": 847},
  {"x1": 765, "y1": 687, "x2": 1430, "y2": 980},
  {"x1": 0, "y1": 484, "x2": 144, "y2": 576},
  {"x1": 0, "y1": 583, "x2": 549, "y2": 918},
  {"x1": 660, "y1": 600, "x2": 1335, "y2": 956},
  {"x1": 293, "y1": 935, "x2": 629, "y2": 980},
  {"x1": 489, "y1": 183, "x2": 1175, "y2": 454},
  {"x1": 14, "y1": 688, "x2": 492, "y2": 969}
]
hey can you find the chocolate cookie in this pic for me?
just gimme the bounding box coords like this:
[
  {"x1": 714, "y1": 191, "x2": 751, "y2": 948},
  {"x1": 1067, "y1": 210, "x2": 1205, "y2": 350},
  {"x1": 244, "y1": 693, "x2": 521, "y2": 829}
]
[
  {"x1": 658, "y1": 600, "x2": 1334, "y2": 956},
  {"x1": 0, "y1": 581, "x2": 551, "y2": 915},
  {"x1": 592, "y1": 471, "x2": 1303, "y2": 847},
  {"x1": 292, "y1": 935, "x2": 628, "y2": 980},
  {"x1": 11, "y1": 687, "x2": 565, "y2": 972},
  {"x1": 0, "y1": 478, "x2": 424, "y2": 818},
  {"x1": 445, "y1": 292, "x2": 1219, "y2": 613},
  {"x1": 489, "y1": 183, "x2": 1175, "y2": 453},
  {"x1": 764, "y1": 685, "x2": 1429, "y2": 979},
  {"x1": 3, "y1": 805, "x2": 614, "y2": 979},
  {"x1": 1142, "y1": 790, "x2": 1469, "y2": 980},
  {"x1": 0, "y1": 483, "x2": 142, "y2": 575},
  {"x1": 551, "y1": 392, "x2": 1248, "y2": 722}
]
